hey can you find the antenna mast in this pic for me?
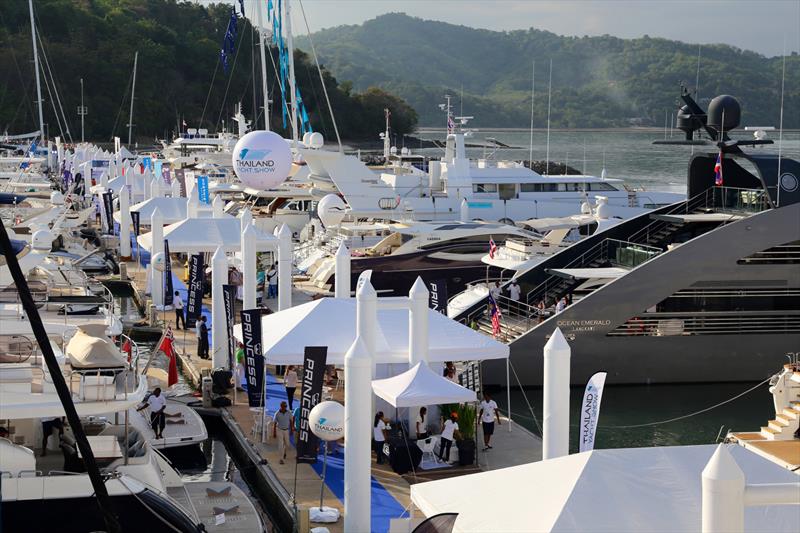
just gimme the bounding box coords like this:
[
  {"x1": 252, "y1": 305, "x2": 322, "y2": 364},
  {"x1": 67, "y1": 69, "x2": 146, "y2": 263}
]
[
  {"x1": 127, "y1": 51, "x2": 138, "y2": 146},
  {"x1": 545, "y1": 59, "x2": 553, "y2": 175},
  {"x1": 256, "y1": 1, "x2": 269, "y2": 130},
  {"x1": 528, "y1": 60, "x2": 535, "y2": 166}
]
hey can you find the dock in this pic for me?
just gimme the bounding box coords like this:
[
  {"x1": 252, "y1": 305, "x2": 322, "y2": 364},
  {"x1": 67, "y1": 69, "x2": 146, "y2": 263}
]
[{"x1": 127, "y1": 257, "x2": 543, "y2": 533}]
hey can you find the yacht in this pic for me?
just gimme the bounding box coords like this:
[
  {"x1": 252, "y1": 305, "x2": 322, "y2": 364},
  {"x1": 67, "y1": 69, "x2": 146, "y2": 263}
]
[
  {"x1": 298, "y1": 114, "x2": 683, "y2": 223},
  {"x1": 300, "y1": 219, "x2": 538, "y2": 296},
  {"x1": 160, "y1": 104, "x2": 249, "y2": 169},
  {"x1": 459, "y1": 91, "x2": 800, "y2": 386}
]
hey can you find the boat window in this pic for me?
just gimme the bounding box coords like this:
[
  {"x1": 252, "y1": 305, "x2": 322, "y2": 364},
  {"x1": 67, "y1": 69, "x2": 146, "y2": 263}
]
[
  {"x1": 588, "y1": 182, "x2": 617, "y2": 191},
  {"x1": 473, "y1": 183, "x2": 497, "y2": 193},
  {"x1": 520, "y1": 183, "x2": 559, "y2": 192},
  {"x1": 498, "y1": 183, "x2": 517, "y2": 200}
]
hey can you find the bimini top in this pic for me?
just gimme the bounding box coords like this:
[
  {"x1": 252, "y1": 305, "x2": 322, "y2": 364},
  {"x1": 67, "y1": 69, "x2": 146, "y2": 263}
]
[{"x1": 66, "y1": 323, "x2": 126, "y2": 369}]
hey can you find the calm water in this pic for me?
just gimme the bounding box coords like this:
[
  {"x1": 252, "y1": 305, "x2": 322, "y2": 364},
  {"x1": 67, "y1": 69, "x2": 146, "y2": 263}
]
[
  {"x1": 415, "y1": 128, "x2": 800, "y2": 193},
  {"x1": 496, "y1": 381, "x2": 774, "y2": 452}
]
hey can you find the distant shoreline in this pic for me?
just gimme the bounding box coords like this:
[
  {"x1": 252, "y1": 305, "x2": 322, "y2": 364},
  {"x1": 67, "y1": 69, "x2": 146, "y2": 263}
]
[{"x1": 414, "y1": 127, "x2": 800, "y2": 134}]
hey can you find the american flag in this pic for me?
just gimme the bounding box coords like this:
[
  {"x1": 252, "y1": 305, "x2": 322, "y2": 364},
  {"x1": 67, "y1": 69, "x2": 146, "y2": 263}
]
[
  {"x1": 489, "y1": 237, "x2": 497, "y2": 259},
  {"x1": 447, "y1": 115, "x2": 455, "y2": 133},
  {"x1": 714, "y1": 152, "x2": 723, "y2": 186},
  {"x1": 488, "y1": 293, "x2": 502, "y2": 337}
]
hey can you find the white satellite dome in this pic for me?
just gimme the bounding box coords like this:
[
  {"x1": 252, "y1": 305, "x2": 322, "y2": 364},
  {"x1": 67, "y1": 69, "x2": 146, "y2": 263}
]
[
  {"x1": 50, "y1": 191, "x2": 65, "y2": 205},
  {"x1": 31, "y1": 229, "x2": 54, "y2": 252},
  {"x1": 594, "y1": 196, "x2": 610, "y2": 219},
  {"x1": 308, "y1": 132, "x2": 324, "y2": 149},
  {"x1": 151, "y1": 252, "x2": 167, "y2": 272},
  {"x1": 302, "y1": 132, "x2": 312, "y2": 146},
  {"x1": 317, "y1": 194, "x2": 346, "y2": 228}
]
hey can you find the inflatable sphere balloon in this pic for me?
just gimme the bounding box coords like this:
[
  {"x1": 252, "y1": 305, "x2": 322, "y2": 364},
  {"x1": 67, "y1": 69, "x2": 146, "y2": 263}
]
[
  {"x1": 308, "y1": 401, "x2": 345, "y2": 442},
  {"x1": 317, "y1": 194, "x2": 346, "y2": 228},
  {"x1": 151, "y1": 252, "x2": 167, "y2": 272},
  {"x1": 232, "y1": 130, "x2": 292, "y2": 190}
]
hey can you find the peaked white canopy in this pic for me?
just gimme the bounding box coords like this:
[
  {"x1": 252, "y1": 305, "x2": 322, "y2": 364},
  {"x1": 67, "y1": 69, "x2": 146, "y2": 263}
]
[
  {"x1": 103, "y1": 174, "x2": 145, "y2": 197},
  {"x1": 410, "y1": 444, "x2": 800, "y2": 533},
  {"x1": 372, "y1": 362, "x2": 477, "y2": 407},
  {"x1": 231, "y1": 298, "x2": 508, "y2": 365},
  {"x1": 113, "y1": 197, "x2": 188, "y2": 224},
  {"x1": 138, "y1": 216, "x2": 276, "y2": 253}
]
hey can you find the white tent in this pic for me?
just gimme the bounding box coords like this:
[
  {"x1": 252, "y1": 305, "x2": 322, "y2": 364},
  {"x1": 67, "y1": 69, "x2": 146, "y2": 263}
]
[
  {"x1": 410, "y1": 444, "x2": 800, "y2": 533},
  {"x1": 372, "y1": 362, "x2": 477, "y2": 407},
  {"x1": 103, "y1": 174, "x2": 145, "y2": 198},
  {"x1": 137, "y1": 216, "x2": 276, "y2": 253},
  {"x1": 231, "y1": 298, "x2": 508, "y2": 365},
  {"x1": 113, "y1": 197, "x2": 188, "y2": 225}
]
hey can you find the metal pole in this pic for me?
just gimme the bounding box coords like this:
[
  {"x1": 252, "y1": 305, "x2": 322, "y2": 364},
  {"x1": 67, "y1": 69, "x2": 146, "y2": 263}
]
[
  {"x1": 256, "y1": 1, "x2": 270, "y2": 131},
  {"x1": 506, "y1": 358, "x2": 512, "y2": 432},
  {"x1": 319, "y1": 441, "x2": 328, "y2": 508},
  {"x1": 80, "y1": 78, "x2": 85, "y2": 143},
  {"x1": 284, "y1": 0, "x2": 299, "y2": 143},
  {"x1": 28, "y1": 0, "x2": 45, "y2": 143},
  {"x1": 128, "y1": 51, "x2": 138, "y2": 146}
]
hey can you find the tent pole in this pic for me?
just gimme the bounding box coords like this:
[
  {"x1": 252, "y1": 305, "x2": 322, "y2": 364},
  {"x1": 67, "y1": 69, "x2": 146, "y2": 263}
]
[
  {"x1": 506, "y1": 358, "x2": 512, "y2": 432},
  {"x1": 261, "y1": 365, "x2": 268, "y2": 443}
]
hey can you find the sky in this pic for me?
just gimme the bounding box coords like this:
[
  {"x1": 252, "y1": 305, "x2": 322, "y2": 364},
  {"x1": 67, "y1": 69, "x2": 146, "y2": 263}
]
[{"x1": 213, "y1": 0, "x2": 800, "y2": 57}]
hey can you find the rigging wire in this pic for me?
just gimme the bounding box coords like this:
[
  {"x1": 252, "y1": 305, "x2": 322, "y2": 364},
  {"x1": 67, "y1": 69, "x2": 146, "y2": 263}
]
[
  {"x1": 215, "y1": 22, "x2": 248, "y2": 131},
  {"x1": 33, "y1": 7, "x2": 73, "y2": 143},
  {"x1": 0, "y1": 10, "x2": 36, "y2": 132},
  {"x1": 199, "y1": 56, "x2": 221, "y2": 129},
  {"x1": 297, "y1": 0, "x2": 342, "y2": 152},
  {"x1": 109, "y1": 56, "x2": 135, "y2": 141}
]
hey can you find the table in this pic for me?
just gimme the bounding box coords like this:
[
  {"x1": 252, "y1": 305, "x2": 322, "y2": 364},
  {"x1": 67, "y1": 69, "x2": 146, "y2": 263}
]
[{"x1": 77, "y1": 435, "x2": 123, "y2": 460}]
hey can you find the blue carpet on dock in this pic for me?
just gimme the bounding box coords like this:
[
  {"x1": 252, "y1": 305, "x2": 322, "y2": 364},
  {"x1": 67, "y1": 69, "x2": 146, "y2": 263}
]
[{"x1": 261, "y1": 371, "x2": 407, "y2": 533}]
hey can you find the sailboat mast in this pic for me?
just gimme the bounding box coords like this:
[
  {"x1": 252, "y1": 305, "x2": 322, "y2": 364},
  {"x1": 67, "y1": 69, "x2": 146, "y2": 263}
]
[
  {"x1": 28, "y1": 0, "x2": 45, "y2": 142},
  {"x1": 545, "y1": 58, "x2": 553, "y2": 175},
  {"x1": 127, "y1": 51, "x2": 138, "y2": 146},
  {"x1": 285, "y1": 0, "x2": 298, "y2": 143},
  {"x1": 256, "y1": 2, "x2": 270, "y2": 131},
  {"x1": 528, "y1": 60, "x2": 535, "y2": 166}
]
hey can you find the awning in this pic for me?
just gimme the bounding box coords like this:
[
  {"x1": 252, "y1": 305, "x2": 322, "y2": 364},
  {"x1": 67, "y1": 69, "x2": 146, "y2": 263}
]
[
  {"x1": 113, "y1": 197, "x2": 188, "y2": 225},
  {"x1": 547, "y1": 267, "x2": 629, "y2": 280},
  {"x1": 137, "y1": 216, "x2": 276, "y2": 253},
  {"x1": 650, "y1": 213, "x2": 744, "y2": 223}
]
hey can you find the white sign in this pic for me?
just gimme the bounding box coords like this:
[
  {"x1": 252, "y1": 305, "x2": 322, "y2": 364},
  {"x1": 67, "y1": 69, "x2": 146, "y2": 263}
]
[
  {"x1": 308, "y1": 400, "x2": 344, "y2": 441},
  {"x1": 232, "y1": 130, "x2": 292, "y2": 190},
  {"x1": 579, "y1": 371, "x2": 607, "y2": 453}
]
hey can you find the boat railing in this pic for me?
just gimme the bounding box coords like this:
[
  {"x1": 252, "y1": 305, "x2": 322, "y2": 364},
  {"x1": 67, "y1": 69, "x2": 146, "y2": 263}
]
[
  {"x1": 710, "y1": 186, "x2": 772, "y2": 214},
  {"x1": 67, "y1": 366, "x2": 134, "y2": 402},
  {"x1": 0, "y1": 334, "x2": 36, "y2": 364},
  {"x1": 626, "y1": 186, "x2": 712, "y2": 245},
  {"x1": 607, "y1": 310, "x2": 800, "y2": 337}
]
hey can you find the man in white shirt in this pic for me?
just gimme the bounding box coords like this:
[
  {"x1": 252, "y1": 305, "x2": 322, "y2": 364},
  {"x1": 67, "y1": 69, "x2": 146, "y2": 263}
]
[
  {"x1": 137, "y1": 387, "x2": 167, "y2": 439},
  {"x1": 507, "y1": 280, "x2": 521, "y2": 314},
  {"x1": 556, "y1": 296, "x2": 567, "y2": 313},
  {"x1": 479, "y1": 391, "x2": 501, "y2": 451},
  {"x1": 489, "y1": 281, "x2": 502, "y2": 301},
  {"x1": 173, "y1": 291, "x2": 185, "y2": 330},
  {"x1": 437, "y1": 412, "x2": 459, "y2": 463},
  {"x1": 373, "y1": 412, "x2": 389, "y2": 464}
]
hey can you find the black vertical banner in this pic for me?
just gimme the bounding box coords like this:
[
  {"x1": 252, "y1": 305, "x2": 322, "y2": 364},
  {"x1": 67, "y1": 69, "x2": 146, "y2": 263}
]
[
  {"x1": 222, "y1": 284, "x2": 237, "y2": 370},
  {"x1": 174, "y1": 168, "x2": 186, "y2": 197},
  {"x1": 131, "y1": 211, "x2": 141, "y2": 237},
  {"x1": 297, "y1": 346, "x2": 328, "y2": 464},
  {"x1": 102, "y1": 191, "x2": 114, "y2": 235},
  {"x1": 164, "y1": 240, "x2": 174, "y2": 306},
  {"x1": 240, "y1": 309, "x2": 264, "y2": 408},
  {"x1": 186, "y1": 254, "x2": 204, "y2": 328},
  {"x1": 427, "y1": 279, "x2": 448, "y2": 314}
]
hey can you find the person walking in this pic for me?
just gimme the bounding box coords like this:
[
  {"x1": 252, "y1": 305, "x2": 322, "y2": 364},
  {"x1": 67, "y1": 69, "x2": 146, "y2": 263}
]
[
  {"x1": 284, "y1": 365, "x2": 298, "y2": 410},
  {"x1": 196, "y1": 315, "x2": 209, "y2": 359},
  {"x1": 373, "y1": 411, "x2": 389, "y2": 465},
  {"x1": 137, "y1": 387, "x2": 167, "y2": 440},
  {"x1": 479, "y1": 391, "x2": 501, "y2": 451},
  {"x1": 272, "y1": 401, "x2": 293, "y2": 464},
  {"x1": 416, "y1": 407, "x2": 428, "y2": 440},
  {"x1": 438, "y1": 412, "x2": 459, "y2": 463},
  {"x1": 173, "y1": 290, "x2": 185, "y2": 330},
  {"x1": 266, "y1": 263, "x2": 278, "y2": 299}
]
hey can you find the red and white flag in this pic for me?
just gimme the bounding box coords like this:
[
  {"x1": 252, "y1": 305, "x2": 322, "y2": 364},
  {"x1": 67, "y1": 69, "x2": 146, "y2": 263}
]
[{"x1": 489, "y1": 237, "x2": 497, "y2": 259}]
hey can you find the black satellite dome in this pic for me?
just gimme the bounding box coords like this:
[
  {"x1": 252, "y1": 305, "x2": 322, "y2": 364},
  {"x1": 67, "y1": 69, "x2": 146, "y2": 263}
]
[
  {"x1": 707, "y1": 94, "x2": 741, "y2": 133},
  {"x1": 676, "y1": 104, "x2": 704, "y2": 139}
]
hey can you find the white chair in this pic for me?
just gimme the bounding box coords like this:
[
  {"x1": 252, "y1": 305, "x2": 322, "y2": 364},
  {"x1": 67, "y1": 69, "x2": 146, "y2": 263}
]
[
  {"x1": 335, "y1": 369, "x2": 345, "y2": 391},
  {"x1": 419, "y1": 436, "x2": 440, "y2": 464}
]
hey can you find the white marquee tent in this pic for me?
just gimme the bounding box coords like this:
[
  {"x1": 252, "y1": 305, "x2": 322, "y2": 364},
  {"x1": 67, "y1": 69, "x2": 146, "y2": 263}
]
[
  {"x1": 113, "y1": 197, "x2": 188, "y2": 225},
  {"x1": 410, "y1": 444, "x2": 800, "y2": 533},
  {"x1": 372, "y1": 362, "x2": 477, "y2": 407},
  {"x1": 137, "y1": 216, "x2": 276, "y2": 253},
  {"x1": 231, "y1": 297, "x2": 509, "y2": 365}
]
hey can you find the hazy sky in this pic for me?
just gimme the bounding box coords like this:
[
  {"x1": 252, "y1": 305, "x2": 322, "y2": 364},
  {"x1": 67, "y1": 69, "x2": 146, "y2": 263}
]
[{"x1": 215, "y1": 0, "x2": 800, "y2": 57}]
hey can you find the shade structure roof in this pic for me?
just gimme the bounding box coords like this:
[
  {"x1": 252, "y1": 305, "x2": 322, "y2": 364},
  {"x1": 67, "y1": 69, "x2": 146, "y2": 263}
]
[
  {"x1": 410, "y1": 444, "x2": 800, "y2": 533},
  {"x1": 137, "y1": 216, "x2": 276, "y2": 253},
  {"x1": 231, "y1": 297, "x2": 509, "y2": 365},
  {"x1": 113, "y1": 197, "x2": 188, "y2": 224},
  {"x1": 372, "y1": 362, "x2": 477, "y2": 407}
]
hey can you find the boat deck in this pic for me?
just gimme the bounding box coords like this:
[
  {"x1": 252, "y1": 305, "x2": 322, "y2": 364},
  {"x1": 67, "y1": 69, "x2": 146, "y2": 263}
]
[
  {"x1": 168, "y1": 482, "x2": 265, "y2": 532},
  {"x1": 730, "y1": 433, "x2": 800, "y2": 471}
]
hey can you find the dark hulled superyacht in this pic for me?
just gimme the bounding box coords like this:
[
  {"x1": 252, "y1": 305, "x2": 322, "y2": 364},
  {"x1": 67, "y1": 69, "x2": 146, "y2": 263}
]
[{"x1": 461, "y1": 90, "x2": 800, "y2": 386}]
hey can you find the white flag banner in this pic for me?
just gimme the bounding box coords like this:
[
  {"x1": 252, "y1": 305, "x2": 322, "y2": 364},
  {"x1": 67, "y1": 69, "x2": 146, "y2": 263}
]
[{"x1": 579, "y1": 371, "x2": 607, "y2": 453}]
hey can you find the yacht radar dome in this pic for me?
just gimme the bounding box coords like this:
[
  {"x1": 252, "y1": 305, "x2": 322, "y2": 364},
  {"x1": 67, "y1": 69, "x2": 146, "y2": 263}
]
[
  {"x1": 151, "y1": 252, "x2": 167, "y2": 272},
  {"x1": 50, "y1": 190, "x2": 64, "y2": 205},
  {"x1": 302, "y1": 132, "x2": 312, "y2": 146},
  {"x1": 308, "y1": 132, "x2": 324, "y2": 149},
  {"x1": 317, "y1": 194, "x2": 346, "y2": 228},
  {"x1": 232, "y1": 130, "x2": 293, "y2": 190},
  {"x1": 31, "y1": 229, "x2": 54, "y2": 251},
  {"x1": 707, "y1": 95, "x2": 741, "y2": 134}
]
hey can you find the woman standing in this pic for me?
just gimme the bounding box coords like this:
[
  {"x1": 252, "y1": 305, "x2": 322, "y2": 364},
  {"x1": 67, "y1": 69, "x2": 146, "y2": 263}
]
[
  {"x1": 284, "y1": 365, "x2": 298, "y2": 410},
  {"x1": 416, "y1": 407, "x2": 428, "y2": 439},
  {"x1": 373, "y1": 411, "x2": 389, "y2": 464}
]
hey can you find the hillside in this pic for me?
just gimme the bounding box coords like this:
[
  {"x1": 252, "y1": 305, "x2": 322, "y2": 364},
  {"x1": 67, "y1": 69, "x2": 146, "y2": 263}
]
[
  {"x1": 298, "y1": 13, "x2": 799, "y2": 128},
  {"x1": 0, "y1": 1, "x2": 416, "y2": 141}
]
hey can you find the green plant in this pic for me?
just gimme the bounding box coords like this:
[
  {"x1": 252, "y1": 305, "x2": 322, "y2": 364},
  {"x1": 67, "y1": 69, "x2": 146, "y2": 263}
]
[{"x1": 438, "y1": 402, "x2": 477, "y2": 441}]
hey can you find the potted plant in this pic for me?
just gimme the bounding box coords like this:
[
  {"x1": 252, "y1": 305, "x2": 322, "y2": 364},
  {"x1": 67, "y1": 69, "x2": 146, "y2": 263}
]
[{"x1": 454, "y1": 403, "x2": 477, "y2": 466}]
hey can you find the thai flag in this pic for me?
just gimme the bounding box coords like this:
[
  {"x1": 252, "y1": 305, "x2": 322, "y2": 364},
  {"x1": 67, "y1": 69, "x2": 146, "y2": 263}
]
[
  {"x1": 488, "y1": 293, "x2": 502, "y2": 337},
  {"x1": 489, "y1": 237, "x2": 497, "y2": 259},
  {"x1": 714, "y1": 152, "x2": 723, "y2": 186},
  {"x1": 447, "y1": 115, "x2": 455, "y2": 133}
]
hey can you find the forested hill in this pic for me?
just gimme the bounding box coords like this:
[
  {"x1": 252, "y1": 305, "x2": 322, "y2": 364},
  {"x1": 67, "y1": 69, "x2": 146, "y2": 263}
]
[
  {"x1": 0, "y1": 1, "x2": 417, "y2": 142},
  {"x1": 298, "y1": 13, "x2": 799, "y2": 128}
]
